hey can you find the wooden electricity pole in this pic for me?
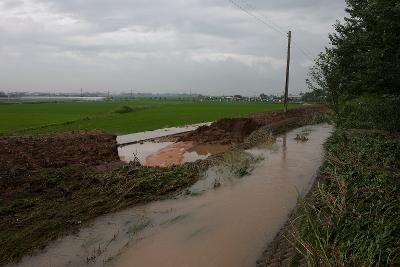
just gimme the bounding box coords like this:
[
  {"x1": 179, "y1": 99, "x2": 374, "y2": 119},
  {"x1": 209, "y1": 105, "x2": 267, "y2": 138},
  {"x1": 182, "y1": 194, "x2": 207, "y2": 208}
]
[{"x1": 284, "y1": 30, "x2": 292, "y2": 112}]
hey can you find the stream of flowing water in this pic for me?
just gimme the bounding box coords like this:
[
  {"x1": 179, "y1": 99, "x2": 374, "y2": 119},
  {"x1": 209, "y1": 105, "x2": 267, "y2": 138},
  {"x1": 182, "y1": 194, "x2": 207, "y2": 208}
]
[{"x1": 12, "y1": 124, "x2": 332, "y2": 267}]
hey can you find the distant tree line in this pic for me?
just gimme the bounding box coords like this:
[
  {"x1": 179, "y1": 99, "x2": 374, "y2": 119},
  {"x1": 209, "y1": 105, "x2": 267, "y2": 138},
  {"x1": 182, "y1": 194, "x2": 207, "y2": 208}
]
[{"x1": 307, "y1": 0, "x2": 400, "y2": 113}]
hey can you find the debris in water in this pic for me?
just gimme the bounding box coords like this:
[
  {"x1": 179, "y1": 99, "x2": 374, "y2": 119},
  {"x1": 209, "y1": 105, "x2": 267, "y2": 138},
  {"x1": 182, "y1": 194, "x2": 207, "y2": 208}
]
[
  {"x1": 213, "y1": 178, "x2": 221, "y2": 188},
  {"x1": 294, "y1": 134, "x2": 309, "y2": 142}
]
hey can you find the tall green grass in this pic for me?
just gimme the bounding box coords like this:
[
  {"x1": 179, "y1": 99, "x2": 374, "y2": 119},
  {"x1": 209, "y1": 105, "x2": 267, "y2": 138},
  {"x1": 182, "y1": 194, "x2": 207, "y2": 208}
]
[{"x1": 290, "y1": 129, "x2": 400, "y2": 266}]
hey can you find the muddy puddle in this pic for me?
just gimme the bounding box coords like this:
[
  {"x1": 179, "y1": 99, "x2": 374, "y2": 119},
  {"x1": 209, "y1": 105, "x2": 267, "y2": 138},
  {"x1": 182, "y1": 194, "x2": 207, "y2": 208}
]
[
  {"x1": 183, "y1": 143, "x2": 228, "y2": 163},
  {"x1": 118, "y1": 141, "x2": 229, "y2": 166},
  {"x1": 12, "y1": 124, "x2": 332, "y2": 267}
]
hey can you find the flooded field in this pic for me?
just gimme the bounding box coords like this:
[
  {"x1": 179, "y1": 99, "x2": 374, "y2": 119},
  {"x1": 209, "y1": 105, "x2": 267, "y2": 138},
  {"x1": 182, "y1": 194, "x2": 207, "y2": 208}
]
[{"x1": 11, "y1": 124, "x2": 332, "y2": 267}]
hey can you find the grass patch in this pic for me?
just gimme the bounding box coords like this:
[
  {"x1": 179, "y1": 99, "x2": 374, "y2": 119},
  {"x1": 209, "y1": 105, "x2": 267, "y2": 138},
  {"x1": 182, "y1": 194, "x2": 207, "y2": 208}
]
[
  {"x1": 0, "y1": 100, "x2": 299, "y2": 135},
  {"x1": 114, "y1": 105, "x2": 135, "y2": 114},
  {"x1": 289, "y1": 128, "x2": 400, "y2": 266},
  {"x1": 113, "y1": 105, "x2": 149, "y2": 114}
]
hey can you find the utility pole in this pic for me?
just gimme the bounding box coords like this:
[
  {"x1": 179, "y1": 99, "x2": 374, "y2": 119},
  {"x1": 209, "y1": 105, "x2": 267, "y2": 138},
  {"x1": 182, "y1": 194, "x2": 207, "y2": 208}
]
[
  {"x1": 131, "y1": 89, "x2": 133, "y2": 98},
  {"x1": 284, "y1": 30, "x2": 292, "y2": 113},
  {"x1": 81, "y1": 88, "x2": 83, "y2": 97}
]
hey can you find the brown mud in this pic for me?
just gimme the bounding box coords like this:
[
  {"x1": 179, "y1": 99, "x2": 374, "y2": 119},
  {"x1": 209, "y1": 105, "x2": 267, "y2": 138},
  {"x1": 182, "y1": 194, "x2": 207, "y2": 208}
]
[
  {"x1": 182, "y1": 117, "x2": 260, "y2": 144},
  {"x1": 0, "y1": 130, "x2": 119, "y2": 191},
  {"x1": 119, "y1": 141, "x2": 230, "y2": 167},
  {"x1": 182, "y1": 106, "x2": 327, "y2": 144},
  {"x1": 145, "y1": 141, "x2": 194, "y2": 167}
]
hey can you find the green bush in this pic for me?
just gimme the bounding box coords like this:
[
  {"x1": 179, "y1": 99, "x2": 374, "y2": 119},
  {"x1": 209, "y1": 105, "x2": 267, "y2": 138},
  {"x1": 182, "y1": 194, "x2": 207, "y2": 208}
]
[
  {"x1": 114, "y1": 105, "x2": 134, "y2": 114},
  {"x1": 338, "y1": 96, "x2": 400, "y2": 132}
]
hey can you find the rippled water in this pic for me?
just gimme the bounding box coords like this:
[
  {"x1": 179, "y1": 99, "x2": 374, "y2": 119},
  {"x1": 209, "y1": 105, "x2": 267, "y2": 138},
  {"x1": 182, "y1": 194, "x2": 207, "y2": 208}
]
[{"x1": 12, "y1": 124, "x2": 332, "y2": 267}]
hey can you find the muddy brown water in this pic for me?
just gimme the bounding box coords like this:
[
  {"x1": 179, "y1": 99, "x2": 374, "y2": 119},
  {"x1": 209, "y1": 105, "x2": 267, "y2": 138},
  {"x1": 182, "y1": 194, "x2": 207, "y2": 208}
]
[
  {"x1": 11, "y1": 124, "x2": 332, "y2": 267},
  {"x1": 118, "y1": 141, "x2": 229, "y2": 166}
]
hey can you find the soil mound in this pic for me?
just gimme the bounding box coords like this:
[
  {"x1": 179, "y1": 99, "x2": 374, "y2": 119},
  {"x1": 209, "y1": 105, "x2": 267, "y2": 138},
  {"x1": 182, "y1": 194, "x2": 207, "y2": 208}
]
[
  {"x1": 244, "y1": 106, "x2": 325, "y2": 125},
  {"x1": 182, "y1": 118, "x2": 261, "y2": 144},
  {"x1": 0, "y1": 130, "x2": 119, "y2": 185},
  {"x1": 184, "y1": 106, "x2": 327, "y2": 145}
]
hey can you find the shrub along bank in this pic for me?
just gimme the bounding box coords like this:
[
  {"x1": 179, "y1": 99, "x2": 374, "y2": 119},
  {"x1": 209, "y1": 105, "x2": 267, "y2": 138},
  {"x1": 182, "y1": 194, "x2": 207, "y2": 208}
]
[{"x1": 290, "y1": 128, "x2": 400, "y2": 266}]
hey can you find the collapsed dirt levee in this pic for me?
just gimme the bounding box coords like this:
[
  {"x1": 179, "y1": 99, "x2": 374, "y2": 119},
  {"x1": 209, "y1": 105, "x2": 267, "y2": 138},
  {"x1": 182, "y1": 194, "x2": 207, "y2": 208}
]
[
  {"x1": 182, "y1": 118, "x2": 261, "y2": 144},
  {"x1": 0, "y1": 130, "x2": 119, "y2": 187},
  {"x1": 182, "y1": 106, "x2": 326, "y2": 145}
]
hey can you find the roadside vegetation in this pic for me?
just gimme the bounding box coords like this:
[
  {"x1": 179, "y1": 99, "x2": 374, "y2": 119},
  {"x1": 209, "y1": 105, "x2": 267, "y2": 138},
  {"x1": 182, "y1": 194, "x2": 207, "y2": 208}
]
[
  {"x1": 283, "y1": 0, "x2": 400, "y2": 265},
  {"x1": 0, "y1": 100, "x2": 299, "y2": 135},
  {"x1": 290, "y1": 129, "x2": 400, "y2": 266}
]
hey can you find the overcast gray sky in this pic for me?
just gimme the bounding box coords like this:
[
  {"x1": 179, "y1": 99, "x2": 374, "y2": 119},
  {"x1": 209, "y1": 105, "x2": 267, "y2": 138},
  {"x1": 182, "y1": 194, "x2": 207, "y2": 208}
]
[{"x1": 0, "y1": 0, "x2": 346, "y2": 95}]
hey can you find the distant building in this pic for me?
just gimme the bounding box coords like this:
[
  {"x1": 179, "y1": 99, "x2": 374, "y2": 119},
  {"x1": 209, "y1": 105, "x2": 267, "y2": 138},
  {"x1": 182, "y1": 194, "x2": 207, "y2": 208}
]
[
  {"x1": 288, "y1": 94, "x2": 303, "y2": 102},
  {"x1": 259, "y1": 93, "x2": 280, "y2": 102},
  {"x1": 233, "y1": 95, "x2": 244, "y2": 100}
]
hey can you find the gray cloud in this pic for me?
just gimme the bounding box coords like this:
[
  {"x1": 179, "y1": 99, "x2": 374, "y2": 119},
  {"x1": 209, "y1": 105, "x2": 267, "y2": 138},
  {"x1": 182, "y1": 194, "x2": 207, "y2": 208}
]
[{"x1": 0, "y1": 0, "x2": 346, "y2": 95}]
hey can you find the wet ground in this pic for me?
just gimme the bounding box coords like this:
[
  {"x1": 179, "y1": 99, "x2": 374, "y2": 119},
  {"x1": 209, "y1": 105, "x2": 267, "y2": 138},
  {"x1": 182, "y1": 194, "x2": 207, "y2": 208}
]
[
  {"x1": 118, "y1": 141, "x2": 229, "y2": 166},
  {"x1": 117, "y1": 122, "x2": 226, "y2": 166},
  {"x1": 0, "y1": 131, "x2": 119, "y2": 188},
  {"x1": 11, "y1": 124, "x2": 332, "y2": 267}
]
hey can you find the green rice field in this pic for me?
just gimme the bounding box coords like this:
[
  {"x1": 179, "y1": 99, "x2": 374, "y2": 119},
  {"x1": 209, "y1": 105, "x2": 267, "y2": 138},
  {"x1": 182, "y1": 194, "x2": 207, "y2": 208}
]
[{"x1": 0, "y1": 100, "x2": 299, "y2": 135}]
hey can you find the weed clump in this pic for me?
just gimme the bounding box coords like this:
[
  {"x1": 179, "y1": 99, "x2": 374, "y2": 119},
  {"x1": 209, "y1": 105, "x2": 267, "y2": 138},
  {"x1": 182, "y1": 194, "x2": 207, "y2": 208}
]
[{"x1": 114, "y1": 105, "x2": 134, "y2": 114}]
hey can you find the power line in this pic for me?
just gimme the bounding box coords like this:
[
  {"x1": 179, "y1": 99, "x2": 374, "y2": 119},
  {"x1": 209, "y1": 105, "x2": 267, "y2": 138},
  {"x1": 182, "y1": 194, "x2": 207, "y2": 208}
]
[
  {"x1": 228, "y1": 0, "x2": 286, "y2": 37},
  {"x1": 237, "y1": 0, "x2": 286, "y2": 35},
  {"x1": 239, "y1": 0, "x2": 315, "y2": 60},
  {"x1": 228, "y1": 0, "x2": 315, "y2": 61},
  {"x1": 292, "y1": 40, "x2": 314, "y2": 61}
]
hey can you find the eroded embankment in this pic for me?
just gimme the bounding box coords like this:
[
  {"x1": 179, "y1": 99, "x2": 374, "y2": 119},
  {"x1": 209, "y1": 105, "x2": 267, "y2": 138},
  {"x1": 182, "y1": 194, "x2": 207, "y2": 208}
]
[
  {"x1": 181, "y1": 106, "x2": 327, "y2": 145},
  {"x1": 0, "y1": 105, "x2": 328, "y2": 265},
  {"x1": 0, "y1": 131, "x2": 119, "y2": 188}
]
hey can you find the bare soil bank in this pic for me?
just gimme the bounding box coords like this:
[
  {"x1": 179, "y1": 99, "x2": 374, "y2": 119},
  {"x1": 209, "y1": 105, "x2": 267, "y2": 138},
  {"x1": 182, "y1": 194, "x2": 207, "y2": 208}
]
[
  {"x1": 0, "y1": 131, "x2": 119, "y2": 193},
  {"x1": 182, "y1": 106, "x2": 327, "y2": 144}
]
